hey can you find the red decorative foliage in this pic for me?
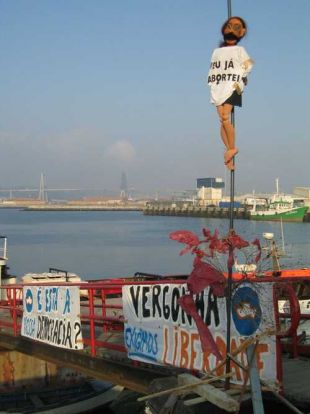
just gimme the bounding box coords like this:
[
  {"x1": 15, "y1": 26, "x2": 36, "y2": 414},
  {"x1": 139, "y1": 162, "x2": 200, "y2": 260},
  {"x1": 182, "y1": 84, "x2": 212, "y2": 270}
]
[
  {"x1": 202, "y1": 228, "x2": 212, "y2": 239},
  {"x1": 178, "y1": 295, "x2": 223, "y2": 359},
  {"x1": 169, "y1": 230, "x2": 200, "y2": 247},
  {"x1": 169, "y1": 230, "x2": 201, "y2": 256},
  {"x1": 226, "y1": 233, "x2": 250, "y2": 249},
  {"x1": 170, "y1": 227, "x2": 262, "y2": 360},
  {"x1": 187, "y1": 261, "x2": 225, "y2": 296},
  {"x1": 209, "y1": 230, "x2": 228, "y2": 256},
  {"x1": 252, "y1": 238, "x2": 262, "y2": 263}
]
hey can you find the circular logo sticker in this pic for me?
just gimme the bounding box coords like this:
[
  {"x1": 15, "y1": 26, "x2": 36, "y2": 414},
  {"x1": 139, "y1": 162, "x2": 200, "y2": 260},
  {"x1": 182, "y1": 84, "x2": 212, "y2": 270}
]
[
  {"x1": 25, "y1": 289, "x2": 33, "y2": 313},
  {"x1": 232, "y1": 286, "x2": 262, "y2": 336}
]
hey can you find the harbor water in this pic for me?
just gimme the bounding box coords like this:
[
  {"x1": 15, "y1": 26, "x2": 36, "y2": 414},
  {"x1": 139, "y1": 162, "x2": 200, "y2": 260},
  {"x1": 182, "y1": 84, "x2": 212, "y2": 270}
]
[
  {"x1": 0, "y1": 209, "x2": 309, "y2": 279},
  {"x1": 0, "y1": 208, "x2": 309, "y2": 414}
]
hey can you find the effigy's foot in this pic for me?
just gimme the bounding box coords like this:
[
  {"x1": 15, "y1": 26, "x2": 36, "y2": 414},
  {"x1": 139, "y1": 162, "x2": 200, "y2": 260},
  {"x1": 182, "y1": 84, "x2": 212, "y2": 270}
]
[
  {"x1": 224, "y1": 148, "x2": 239, "y2": 164},
  {"x1": 225, "y1": 158, "x2": 235, "y2": 171}
]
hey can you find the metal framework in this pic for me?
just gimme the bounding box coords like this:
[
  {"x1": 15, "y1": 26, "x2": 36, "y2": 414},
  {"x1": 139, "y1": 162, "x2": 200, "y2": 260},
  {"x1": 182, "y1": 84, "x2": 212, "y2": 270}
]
[{"x1": 0, "y1": 278, "x2": 306, "y2": 360}]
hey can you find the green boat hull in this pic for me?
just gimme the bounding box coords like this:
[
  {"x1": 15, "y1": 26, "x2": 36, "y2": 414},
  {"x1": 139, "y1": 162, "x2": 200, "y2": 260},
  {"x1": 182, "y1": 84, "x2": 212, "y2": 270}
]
[{"x1": 250, "y1": 206, "x2": 308, "y2": 222}]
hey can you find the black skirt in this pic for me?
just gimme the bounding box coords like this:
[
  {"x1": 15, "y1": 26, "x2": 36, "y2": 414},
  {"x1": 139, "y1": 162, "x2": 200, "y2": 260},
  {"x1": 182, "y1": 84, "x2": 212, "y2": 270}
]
[{"x1": 224, "y1": 90, "x2": 242, "y2": 107}]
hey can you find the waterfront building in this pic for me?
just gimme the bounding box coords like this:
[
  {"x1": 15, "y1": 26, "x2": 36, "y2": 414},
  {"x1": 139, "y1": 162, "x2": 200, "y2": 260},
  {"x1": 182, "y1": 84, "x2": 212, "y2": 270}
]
[
  {"x1": 294, "y1": 187, "x2": 310, "y2": 206},
  {"x1": 196, "y1": 177, "x2": 224, "y2": 206}
]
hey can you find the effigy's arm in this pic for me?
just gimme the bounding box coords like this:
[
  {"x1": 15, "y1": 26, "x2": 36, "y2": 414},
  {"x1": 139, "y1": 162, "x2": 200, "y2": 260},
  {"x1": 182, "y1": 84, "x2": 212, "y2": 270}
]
[
  {"x1": 239, "y1": 47, "x2": 254, "y2": 77},
  {"x1": 242, "y1": 58, "x2": 254, "y2": 76}
]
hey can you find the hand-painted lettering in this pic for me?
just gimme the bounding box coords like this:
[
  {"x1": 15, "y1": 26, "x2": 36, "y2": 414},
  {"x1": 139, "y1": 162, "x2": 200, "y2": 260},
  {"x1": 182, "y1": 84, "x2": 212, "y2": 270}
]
[
  {"x1": 45, "y1": 287, "x2": 59, "y2": 313},
  {"x1": 152, "y1": 285, "x2": 162, "y2": 318},
  {"x1": 23, "y1": 316, "x2": 36, "y2": 337},
  {"x1": 125, "y1": 326, "x2": 158, "y2": 360},
  {"x1": 62, "y1": 289, "x2": 71, "y2": 314},
  {"x1": 37, "y1": 289, "x2": 42, "y2": 312},
  {"x1": 129, "y1": 285, "x2": 140, "y2": 317},
  {"x1": 142, "y1": 286, "x2": 150, "y2": 318}
]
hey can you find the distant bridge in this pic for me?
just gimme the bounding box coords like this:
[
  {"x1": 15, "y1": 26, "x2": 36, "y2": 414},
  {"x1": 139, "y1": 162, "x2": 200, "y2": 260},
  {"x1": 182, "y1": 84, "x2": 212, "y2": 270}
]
[{"x1": 0, "y1": 188, "x2": 83, "y2": 193}]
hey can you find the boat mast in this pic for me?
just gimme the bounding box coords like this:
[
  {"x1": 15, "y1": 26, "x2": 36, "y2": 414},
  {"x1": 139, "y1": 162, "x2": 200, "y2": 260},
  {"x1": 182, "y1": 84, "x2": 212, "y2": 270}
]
[
  {"x1": 276, "y1": 177, "x2": 279, "y2": 196},
  {"x1": 252, "y1": 189, "x2": 257, "y2": 212},
  {"x1": 280, "y1": 218, "x2": 286, "y2": 254}
]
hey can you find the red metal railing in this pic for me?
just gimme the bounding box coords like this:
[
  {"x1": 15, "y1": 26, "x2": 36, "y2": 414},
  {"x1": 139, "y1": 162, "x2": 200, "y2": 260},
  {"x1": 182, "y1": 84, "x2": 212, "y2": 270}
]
[
  {"x1": 0, "y1": 278, "x2": 189, "y2": 358},
  {"x1": 0, "y1": 278, "x2": 309, "y2": 361},
  {"x1": 0, "y1": 285, "x2": 23, "y2": 335}
]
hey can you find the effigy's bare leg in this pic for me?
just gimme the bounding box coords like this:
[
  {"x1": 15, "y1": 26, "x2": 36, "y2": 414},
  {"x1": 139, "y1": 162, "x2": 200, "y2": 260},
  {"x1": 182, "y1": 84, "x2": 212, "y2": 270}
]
[
  {"x1": 217, "y1": 105, "x2": 230, "y2": 150},
  {"x1": 217, "y1": 103, "x2": 238, "y2": 170}
]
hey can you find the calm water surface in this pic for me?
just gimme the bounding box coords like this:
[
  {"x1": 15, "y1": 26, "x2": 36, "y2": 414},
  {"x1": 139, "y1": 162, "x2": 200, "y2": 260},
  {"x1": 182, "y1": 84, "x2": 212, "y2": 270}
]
[{"x1": 0, "y1": 209, "x2": 309, "y2": 279}]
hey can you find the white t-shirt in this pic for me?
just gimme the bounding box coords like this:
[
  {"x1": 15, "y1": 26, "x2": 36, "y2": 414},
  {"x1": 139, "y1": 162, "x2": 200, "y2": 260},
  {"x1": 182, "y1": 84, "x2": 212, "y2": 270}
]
[{"x1": 208, "y1": 45, "x2": 253, "y2": 106}]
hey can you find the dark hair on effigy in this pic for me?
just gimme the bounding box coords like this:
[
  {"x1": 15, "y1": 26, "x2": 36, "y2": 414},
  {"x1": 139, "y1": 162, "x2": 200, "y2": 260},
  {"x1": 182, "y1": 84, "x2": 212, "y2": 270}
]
[
  {"x1": 221, "y1": 16, "x2": 247, "y2": 35},
  {"x1": 219, "y1": 16, "x2": 248, "y2": 47}
]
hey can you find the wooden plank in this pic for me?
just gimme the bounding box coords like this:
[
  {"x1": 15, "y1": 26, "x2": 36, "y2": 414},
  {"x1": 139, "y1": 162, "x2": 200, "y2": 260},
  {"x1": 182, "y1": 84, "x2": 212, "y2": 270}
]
[
  {"x1": 246, "y1": 344, "x2": 265, "y2": 414},
  {"x1": 137, "y1": 372, "x2": 232, "y2": 402},
  {"x1": 183, "y1": 396, "x2": 206, "y2": 406},
  {"x1": 178, "y1": 373, "x2": 240, "y2": 412}
]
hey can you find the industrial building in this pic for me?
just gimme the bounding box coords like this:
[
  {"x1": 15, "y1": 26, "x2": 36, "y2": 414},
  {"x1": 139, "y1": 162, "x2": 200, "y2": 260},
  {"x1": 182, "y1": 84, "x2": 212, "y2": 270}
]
[
  {"x1": 196, "y1": 177, "x2": 224, "y2": 206},
  {"x1": 293, "y1": 187, "x2": 310, "y2": 206}
]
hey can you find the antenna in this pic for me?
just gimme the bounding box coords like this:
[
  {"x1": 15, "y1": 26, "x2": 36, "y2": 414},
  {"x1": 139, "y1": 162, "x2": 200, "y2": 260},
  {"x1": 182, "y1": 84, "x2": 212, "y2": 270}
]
[
  {"x1": 276, "y1": 178, "x2": 279, "y2": 195},
  {"x1": 280, "y1": 218, "x2": 286, "y2": 254}
]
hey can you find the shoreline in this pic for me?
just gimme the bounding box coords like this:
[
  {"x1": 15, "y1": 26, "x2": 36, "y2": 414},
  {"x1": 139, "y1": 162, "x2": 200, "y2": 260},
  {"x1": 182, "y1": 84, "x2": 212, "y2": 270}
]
[
  {"x1": 22, "y1": 206, "x2": 143, "y2": 211},
  {"x1": 0, "y1": 204, "x2": 144, "y2": 212}
]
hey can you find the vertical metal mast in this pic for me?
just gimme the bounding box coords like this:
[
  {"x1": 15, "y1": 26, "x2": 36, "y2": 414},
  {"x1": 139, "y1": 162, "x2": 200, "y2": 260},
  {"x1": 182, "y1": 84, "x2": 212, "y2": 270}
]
[
  {"x1": 227, "y1": 0, "x2": 234, "y2": 232},
  {"x1": 222, "y1": 8, "x2": 265, "y2": 412},
  {"x1": 225, "y1": 0, "x2": 234, "y2": 389},
  {"x1": 227, "y1": 0, "x2": 232, "y2": 21}
]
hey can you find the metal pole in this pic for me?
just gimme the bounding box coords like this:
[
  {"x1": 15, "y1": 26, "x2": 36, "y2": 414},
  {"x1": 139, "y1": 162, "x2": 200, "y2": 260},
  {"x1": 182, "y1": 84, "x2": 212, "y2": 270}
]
[
  {"x1": 227, "y1": 0, "x2": 232, "y2": 18},
  {"x1": 247, "y1": 344, "x2": 265, "y2": 414},
  {"x1": 223, "y1": 7, "x2": 264, "y2": 412},
  {"x1": 225, "y1": 177, "x2": 234, "y2": 390},
  {"x1": 225, "y1": 0, "x2": 234, "y2": 389}
]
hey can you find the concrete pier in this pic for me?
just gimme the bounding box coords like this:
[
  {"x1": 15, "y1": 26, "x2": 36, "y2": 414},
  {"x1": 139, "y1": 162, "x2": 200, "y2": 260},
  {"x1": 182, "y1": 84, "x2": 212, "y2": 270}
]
[{"x1": 143, "y1": 205, "x2": 250, "y2": 220}]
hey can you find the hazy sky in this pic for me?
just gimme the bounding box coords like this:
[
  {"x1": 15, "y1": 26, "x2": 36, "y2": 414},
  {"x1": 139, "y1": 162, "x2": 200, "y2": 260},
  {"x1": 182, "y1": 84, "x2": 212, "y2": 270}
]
[{"x1": 0, "y1": 0, "x2": 309, "y2": 196}]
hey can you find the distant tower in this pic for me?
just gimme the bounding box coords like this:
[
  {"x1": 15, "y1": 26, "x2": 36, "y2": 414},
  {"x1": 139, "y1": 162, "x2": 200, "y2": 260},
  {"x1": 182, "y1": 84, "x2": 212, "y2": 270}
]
[
  {"x1": 120, "y1": 172, "x2": 128, "y2": 201},
  {"x1": 38, "y1": 173, "x2": 48, "y2": 202}
]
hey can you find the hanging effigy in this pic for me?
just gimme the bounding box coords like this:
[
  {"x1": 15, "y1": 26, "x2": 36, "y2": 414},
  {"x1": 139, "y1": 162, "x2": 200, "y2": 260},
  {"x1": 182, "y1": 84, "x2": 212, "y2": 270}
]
[{"x1": 208, "y1": 16, "x2": 254, "y2": 170}]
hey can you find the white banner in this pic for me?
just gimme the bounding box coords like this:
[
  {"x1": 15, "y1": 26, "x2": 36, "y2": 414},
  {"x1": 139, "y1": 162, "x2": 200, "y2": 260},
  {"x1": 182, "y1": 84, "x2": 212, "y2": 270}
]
[
  {"x1": 21, "y1": 286, "x2": 83, "y2": 350},
  {"x1": 123, "y1": 282, "x2": 277, "y2": 385}
]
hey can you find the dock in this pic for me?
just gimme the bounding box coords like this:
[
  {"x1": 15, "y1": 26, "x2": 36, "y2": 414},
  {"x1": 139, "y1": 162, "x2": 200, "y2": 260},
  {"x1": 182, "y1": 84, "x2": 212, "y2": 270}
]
[
  {"x1": 143, "y1": 204, "x2": 250, "y2": 220},
  {"x1": 22, "y1": 205, "x2": 143, "y2": 211},
  {"x1": 144, "y1": 204, "x2": 310, "y2": 222},
  {"x1": 1, "y1": 279, "x2": 310, "y2": 412},
  {"x1": 0, "y1": 202, "x2": 144, "y2": 211}
]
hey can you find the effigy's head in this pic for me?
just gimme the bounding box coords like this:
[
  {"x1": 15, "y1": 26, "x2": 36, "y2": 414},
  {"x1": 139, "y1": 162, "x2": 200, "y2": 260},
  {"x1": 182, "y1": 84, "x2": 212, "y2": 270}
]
[{"x1": 221, "y1": 16, "x2": 247, "y2": 45}]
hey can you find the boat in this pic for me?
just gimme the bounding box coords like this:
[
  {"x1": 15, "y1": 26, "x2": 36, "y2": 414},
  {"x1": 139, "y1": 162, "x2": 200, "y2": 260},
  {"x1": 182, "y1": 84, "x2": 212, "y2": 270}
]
[
  {"x1": 231, "y1": 231, "x2": 310, "y2": 357},
  {"x1": 20, "y1": 269, "x2": 90, "y2": 298},
  {"x1": 0, "y1": 379, "x2": 123, "y2": 414},
  {"x1": 249, "y1": 179, "x2": 308, "y2": 222},
  {"x1": 249, "y1": 201, "x2": 308, "y2": 222},
  {"x1": 21, "y1": 269, "x2": 82, "y2": 284}
]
